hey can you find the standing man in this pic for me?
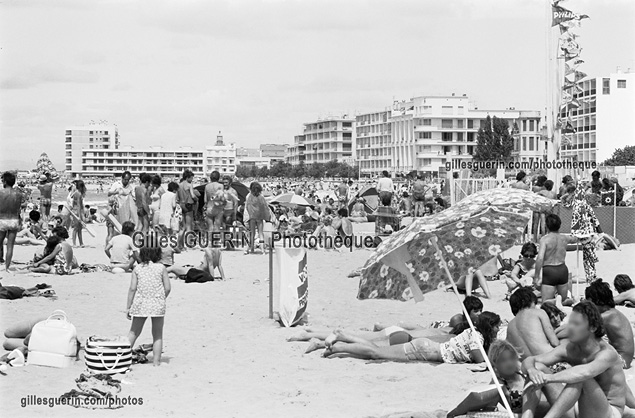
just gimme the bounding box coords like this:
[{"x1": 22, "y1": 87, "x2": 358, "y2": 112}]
[
  {"x1": 376, "y1": 171, "x2": 394, "y2": 207},
  {"x1": 336, "y1": 180, "x2": 349, "y2": 210},
  {"x1": 522, "y1": 301, "x2": 626, "y2": 418},
  {"x1": 37, "y1": 174, "x2": 53, "y2": 221},
  {"x1": 0, "y1": 172, "x2": 23, "y2": 271},
  {"x1": 411, "y1": 174, "x2": 427, "y2": 217}
]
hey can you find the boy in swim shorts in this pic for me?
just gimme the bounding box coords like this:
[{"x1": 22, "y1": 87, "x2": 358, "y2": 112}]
[{"x1": 0, "y1": 172, "x2": 23, "y2": 270}]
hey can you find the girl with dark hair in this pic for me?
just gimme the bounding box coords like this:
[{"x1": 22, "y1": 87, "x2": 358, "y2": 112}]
[
  {"x1": 127, "y1": 246, "x2": 170, "y2": 366},
  {"x1": 28, "y1": 227, "x2": 77, "y2": 274}
]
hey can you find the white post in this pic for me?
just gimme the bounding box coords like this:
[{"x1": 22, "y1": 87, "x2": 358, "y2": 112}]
[{"x1": 429, "y1": 236, "x2": 515, "y2": 418}]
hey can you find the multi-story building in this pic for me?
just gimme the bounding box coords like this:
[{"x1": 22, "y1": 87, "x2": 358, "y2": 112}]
[
  {"x1": 260, "y1": 144, "x2": 288, "y2": 162},
  {"x1": 561, "y1": 68, "x2": 635, "y2": 163},
  {"x1": 355, "y1": 95, "x2": 543, "y2": 177},
  {"x1": 79, "y1": 146, "x2": 205, "y2": 177},
  {"x1": 65, "y1": 122, "x2": 119, "y2": 176},
  {"x1": 356, "y1": 110, "x2": 392, "y2": 176},
  {"x1": 286, "y1": 135, "x2": 306, "y2": 165},
  {"x1": 205, "y1": 132, "x2": 237, "y2": 175},
  {"x1": 236, "y1": 147, "x2": 260, "y2": 158},
  {"x1": 291, "y1": 116, "x2": 355, "y2": 165}
]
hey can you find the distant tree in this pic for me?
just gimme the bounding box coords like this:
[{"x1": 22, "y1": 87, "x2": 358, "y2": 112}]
[
  {"x1": 291, "y1": 160, "x2": 306, "y2": 178},
  {"x1": 235, "y1": 165, "x2": 251, "y2": 178},
  {"x1": 258, "y1": 166, "x2": 269, "y2": 178},
  {"x1": 307, "y1": 162, "x2": 325, "y2": 178},
  {"x1": 473, "y1": 116, "x2": 514, "y2": 163},
  {"x1": 602, "y1": 145, "x2": 635, "y2": 166},
  {"x1": 248, "y1": 165, "x2": 259, "y2": 178}
]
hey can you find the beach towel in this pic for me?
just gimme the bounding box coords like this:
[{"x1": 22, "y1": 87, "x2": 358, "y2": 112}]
[
  {"x1": 184, "y1": 268, "x2": 214, "y2": 283},
  {"x1": 60, "y1": 373, "x2": 123, "y2": 410}
]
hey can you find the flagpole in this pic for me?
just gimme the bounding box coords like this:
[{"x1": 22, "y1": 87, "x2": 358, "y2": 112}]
[{"x1": 429, "y1": 236, "x2": 515, "y2": 418}]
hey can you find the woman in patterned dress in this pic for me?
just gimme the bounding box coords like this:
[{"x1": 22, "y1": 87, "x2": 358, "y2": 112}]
[{"x1": 127, "y1": 247, "x2": 171, "y2": 366}]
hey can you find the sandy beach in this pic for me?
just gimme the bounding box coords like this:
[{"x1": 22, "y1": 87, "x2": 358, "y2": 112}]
[{"x1": 1, "y1": 222, "x2": 635, "y2": 418}]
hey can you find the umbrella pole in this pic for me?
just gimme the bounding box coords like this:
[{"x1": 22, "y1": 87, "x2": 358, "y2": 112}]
[
  {"x1": 429, "y1": 236, "x2": 515, "y2": 418},
  {"x1": 269, "y1": 236, "x2": 274, "y2": 319},
  {"x1": 576, "y1": 242, "x2": 580, "y2": 300}
]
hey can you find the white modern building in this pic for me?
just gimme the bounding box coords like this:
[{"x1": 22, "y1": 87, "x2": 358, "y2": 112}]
[
  {"x1": 79, "y1": 146, "x2": 205, "y2": 177},
  {"x1": 561, "y1": 68, "x2": 635, "y2": 163},
  {"x1": 205, "y1": 132, "x2": 237, "y2": 176},
  {"x1": 260, "y1": 143, "x2": 288, "y2": 162},
  {"x1": 289, "y1": 116, "x2": 355, "y2": 165},
  {"x1": 65, "y1": 122, "x2": 119, "y2": 176},
  {"x1": 356, "y1": 95, "x2": 543, "y2": 178}
]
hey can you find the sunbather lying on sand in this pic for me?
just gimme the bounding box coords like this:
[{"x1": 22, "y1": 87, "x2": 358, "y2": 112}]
[
  {"x1": 167, "y1": 247, "x2": 225, "y2": 280},
  {"x1": 320, "y1": 311, "x2": 500, "y2": 363},
  {"x1": 288, "y1": 325, "x2": 453, "y2": 354},
  {"x1": 372, "y1": 295, "x2": 483, "y2": 332}
]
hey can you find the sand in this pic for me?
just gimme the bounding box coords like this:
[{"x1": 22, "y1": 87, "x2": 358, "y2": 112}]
[{"x1": 1, "y1": 222, "x2": 635, "y2": 418}]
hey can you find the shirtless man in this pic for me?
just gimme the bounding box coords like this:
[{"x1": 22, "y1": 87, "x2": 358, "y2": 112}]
[
  {"x1": 535, "y1": 214, "x2": 578, "y2": 305},
  {"x1": 0, "y1": 172, "x2": 23, "y2": 271},
  {"x1": 613, "y1": 275, "x2": 635, "y2": 307},
  {"x1": 585, "y1": 280, "x2": 634, "y2": 369},
  {"x1": 37, "y1": 174, "x2": 53, "y2": 221},
  {"x1": 506, "y1": 287, "x2": 560, "y2": 361},
  {"x1": 522, "y1": 301, "x2": 626, "y2": 418},
  {"x1": 336, "y1": 180, "x2": 348, "y2": 209},
  {"x1": 411, "y1": 175, "x2": 427, "y2": 217}
]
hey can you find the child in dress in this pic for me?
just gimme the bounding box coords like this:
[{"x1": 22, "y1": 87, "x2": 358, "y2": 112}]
[
  {"x1": 244, "y1": 182, "x2": 270, "y2": 254},
  {"x1": 127, "y1": 247, "x2": 171, "y2": 366}
]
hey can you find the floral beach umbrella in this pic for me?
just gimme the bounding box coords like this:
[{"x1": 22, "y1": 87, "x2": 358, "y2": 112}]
[
  {"x1": 358, "y1": 206, "x2": 530, "y2": 302},
  {"x1": 455, "y1": 187, "x2": 557, "y2": 214},
  {"x1": 269, "y1": 193, "x2": 316, "y2": 207},
  {"x1": 35, "y1": 152, "x2": 58, "y2": 178}
]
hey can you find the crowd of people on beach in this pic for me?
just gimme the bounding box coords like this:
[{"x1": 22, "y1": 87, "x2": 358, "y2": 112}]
[{"x1": 2, "y1": 164, "x2": 635, "y2": 416}]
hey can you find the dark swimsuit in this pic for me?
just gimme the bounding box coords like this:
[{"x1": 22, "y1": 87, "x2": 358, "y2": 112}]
[
  {"x1": 542, "y1": 263, "x2": 569, "y2": 286},
  {"x1": 501, "y1": 372, "x2": 526, "y2": 412}
]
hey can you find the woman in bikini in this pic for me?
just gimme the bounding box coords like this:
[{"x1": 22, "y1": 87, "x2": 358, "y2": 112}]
[{"x1": 321, "y1": 311, "x2": 501, "y2": 364}]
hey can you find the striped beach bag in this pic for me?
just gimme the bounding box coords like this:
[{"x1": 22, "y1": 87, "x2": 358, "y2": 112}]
[{"x1": 84, "y1": 336, "x2": 132, "y2": 375}]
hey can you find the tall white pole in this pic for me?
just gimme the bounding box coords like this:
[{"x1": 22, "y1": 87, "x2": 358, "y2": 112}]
[{"x1": 545, "y1": 0, "x2": 563, "y2": 184}]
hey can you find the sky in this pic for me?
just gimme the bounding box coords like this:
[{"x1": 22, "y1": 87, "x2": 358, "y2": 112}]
[{"x1": 1, "y1": 0, "x2": 633, "y2": 169}]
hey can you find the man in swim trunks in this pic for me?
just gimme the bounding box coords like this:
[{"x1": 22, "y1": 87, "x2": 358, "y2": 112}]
[
  {"x1": 335, "y1": 180, "x2": 348, "y2": 209},
  {"x1": 523, "y1": 301, "x2": 626, "y2": 418},
  {"x1": 585, "y1": 280, "x2": 634, "y2": 369},
  {"x1": 37, "y1": 174, "x2": 53, "y2": 221},
  {"x1": 535, "y1": 214, "x2": 578, "y2": 305},
  {"x1": 0, "y1": 172, "x2": 23, "y2": 271}
]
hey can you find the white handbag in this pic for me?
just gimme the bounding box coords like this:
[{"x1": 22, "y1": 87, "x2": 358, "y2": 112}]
[
  {"x1": 84, "y1": 336, "x2": 132, "y2": 375},
  {"x1": 28, "y1": 310, "x2": 78, "y2": 368}
]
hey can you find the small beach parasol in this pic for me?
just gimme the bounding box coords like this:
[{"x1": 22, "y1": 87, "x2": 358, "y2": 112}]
[
  {"x1": 358, "y1": 206, "x2": 530, "y2": 418},
  {"x1": 269, "y1": 193, "x2": 315, "y2": 207},
  {"x1": 231, "y1": 181, "x2": 250, "y2": 207},
  {"x1": 347, "y1": 186, "x2": 379, "y2": 218}
]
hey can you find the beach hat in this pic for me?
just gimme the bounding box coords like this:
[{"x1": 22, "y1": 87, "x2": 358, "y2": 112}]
[{"x1": 39, "y1": 175, "x2": 48, "y2": 182}]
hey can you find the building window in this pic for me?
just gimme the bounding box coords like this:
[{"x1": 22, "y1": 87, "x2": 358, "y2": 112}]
[
  {"x1": 467, "y1": 132, "x2": 474, "y2": 141},
  {"x1": 441, "y1": 119, "x2": 453, "y2": 129},
  {"x1": 522, "y1": 120, "x2": 527, "y2": 131},
  {"x1": 422, "y1": 119, "x2": 431, "y2": 126},
  {"x1": 417, "y1": 132, "x2": 432, "y2": 139},
  {"x1": 603, "y1": 78, "x2": 610, "y2": 94},
  {"x1": 456, "y1": 132, "x2": 464, "y2": 141},
  {"x1": 617, "y1": 80, "x2": 627, "y2": 89},
  {"x1": 529, "y1": 120, "x2": 535, "y2": 131},
  {"x1": 467, "y1": 120, "x2": 474, "y2": 129},
  {"x1": 523, "y1": 137, "x2": 527, "y2": 151},
  {"x1": 529, "y1": 137, "x2": 534, "y2": 151},
  {"x1": 442, "y1": 132, "x2": 452, "y2": 141},
  {"x1": 441, "y1": 106, "x2": 453, "y2": 115},
  {"x1": 457, "y1": 120, "x2": 464, "y2": 129}
]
